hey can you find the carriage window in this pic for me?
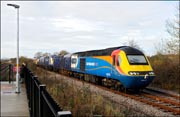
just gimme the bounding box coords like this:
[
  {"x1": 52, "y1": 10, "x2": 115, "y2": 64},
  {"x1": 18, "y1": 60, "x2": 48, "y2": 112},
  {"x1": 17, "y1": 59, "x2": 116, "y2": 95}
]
[
  {"x1": 71, "y1": 58, "x2": 77, "y2": 64},
  {"x1": 127, "y1": 55, "x2": 148, "y2": 65}
]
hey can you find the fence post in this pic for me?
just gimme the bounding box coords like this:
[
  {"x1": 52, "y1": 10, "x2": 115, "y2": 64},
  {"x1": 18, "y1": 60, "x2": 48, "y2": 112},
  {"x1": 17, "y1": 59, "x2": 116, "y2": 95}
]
[
  {"x1": 39, "y1": 84, "x2": 46, "y2": 117},
  {"x1": 30, "y1": 72, "x2": 34, "y2": 117},
  {"x1": 32, "y1": 76, "x2": 38, "y2": 117},
  {"x1": 9, "y1": 64, "x2": 11, "y2": 84},
  {"x1": 12, "y1": 65, "x2": 14, "y2": 83},
  {"x1": 31, "y1": 74, "x2": 34, "y2": 117}
]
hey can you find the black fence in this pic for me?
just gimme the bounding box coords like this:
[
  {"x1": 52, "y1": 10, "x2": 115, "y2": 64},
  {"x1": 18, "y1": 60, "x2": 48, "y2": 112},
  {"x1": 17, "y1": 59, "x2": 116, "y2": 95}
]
[
  {"x1": 0, "y1": 63, "x2": 13, "y2": 82},
  {"x1": 23, "y1": 66, "x2": 71, "y2": 117}
]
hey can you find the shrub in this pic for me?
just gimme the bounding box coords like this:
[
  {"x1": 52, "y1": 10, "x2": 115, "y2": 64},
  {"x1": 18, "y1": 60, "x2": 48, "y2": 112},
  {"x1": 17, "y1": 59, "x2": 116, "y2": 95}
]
[{"x1": 149, "y1": 54, "x2": 179, "y2": 93}]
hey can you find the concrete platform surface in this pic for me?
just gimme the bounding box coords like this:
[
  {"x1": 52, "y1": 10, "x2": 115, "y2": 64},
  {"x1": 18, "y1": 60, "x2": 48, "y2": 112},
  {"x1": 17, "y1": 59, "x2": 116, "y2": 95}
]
[{"x1": 1, "y1": 81, "x2": 29, "y2": 117}]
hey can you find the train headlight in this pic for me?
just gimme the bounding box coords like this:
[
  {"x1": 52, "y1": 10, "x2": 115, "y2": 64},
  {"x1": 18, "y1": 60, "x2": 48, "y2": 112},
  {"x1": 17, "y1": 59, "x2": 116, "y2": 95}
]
[
  {"x1": 129, "y1": 72, "x2": 133, "y2": 75},
  {"x1": 149, "y1": 71, "x2": 155, "y2": 75},
  {"x1": 136, "y1": 72, "x2": 140, "y2": 75},
  {"x1": 128, "y1": 72, "x2": 140, "y2": 76}
]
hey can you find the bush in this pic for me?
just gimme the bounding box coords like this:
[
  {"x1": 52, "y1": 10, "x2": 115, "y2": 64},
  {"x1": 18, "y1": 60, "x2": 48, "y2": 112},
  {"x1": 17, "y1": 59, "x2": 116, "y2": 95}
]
[{"x1": 149, "y1": 54, "x2": 179, "y2": 93}]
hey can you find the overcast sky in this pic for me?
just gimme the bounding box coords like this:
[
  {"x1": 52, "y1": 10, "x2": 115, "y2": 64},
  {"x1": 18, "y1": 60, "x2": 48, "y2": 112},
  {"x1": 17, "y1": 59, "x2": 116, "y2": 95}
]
[{"x1": 1, "y1": 1, "x2": 178, "y2": 59}]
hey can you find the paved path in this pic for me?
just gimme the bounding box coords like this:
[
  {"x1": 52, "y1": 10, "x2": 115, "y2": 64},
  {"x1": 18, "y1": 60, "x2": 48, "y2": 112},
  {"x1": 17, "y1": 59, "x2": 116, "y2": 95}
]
[{"x1": 1, "y1": 81, "x2": 29, "y2": 117}]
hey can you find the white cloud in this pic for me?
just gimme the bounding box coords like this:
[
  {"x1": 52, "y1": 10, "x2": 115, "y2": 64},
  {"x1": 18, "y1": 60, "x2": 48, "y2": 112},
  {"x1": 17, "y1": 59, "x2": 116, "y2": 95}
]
[
  {"x1": 74, "y1": 35, "x2": 94, "y2": 39},
  {"x1": 52, "y1": 17, "x2": 102, "y2": 32},
  {"x1": 21, "y1": 16, "x2": 35, "y2": 21},
  {"x1": 1, "y1": 1, "x2": 178, "y2": 58},
  {"x1": 119, "y1": 29, "x2": 142, "y2": 41},
  {"x1": 138, "y1": 20, "x2": 152, "y2": 26}
]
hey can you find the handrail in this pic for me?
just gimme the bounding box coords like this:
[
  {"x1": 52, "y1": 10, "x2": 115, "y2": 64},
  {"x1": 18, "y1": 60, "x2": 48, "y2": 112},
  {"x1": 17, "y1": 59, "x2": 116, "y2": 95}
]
[{"x1": 23, "y1": 66, "x2": 71, "y2": 117}]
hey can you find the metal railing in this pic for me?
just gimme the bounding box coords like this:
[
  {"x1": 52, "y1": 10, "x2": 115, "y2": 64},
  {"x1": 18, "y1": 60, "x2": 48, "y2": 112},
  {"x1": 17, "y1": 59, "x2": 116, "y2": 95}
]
[{"x1": 23, "y1": 66, "x2": 71, "y2": 117}]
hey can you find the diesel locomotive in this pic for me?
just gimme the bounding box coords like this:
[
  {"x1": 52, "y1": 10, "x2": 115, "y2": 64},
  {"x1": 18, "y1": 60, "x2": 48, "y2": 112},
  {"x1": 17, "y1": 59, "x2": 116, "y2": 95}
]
[{"x1": 35, "y1": 46, "x2": 155, "y2": 91}]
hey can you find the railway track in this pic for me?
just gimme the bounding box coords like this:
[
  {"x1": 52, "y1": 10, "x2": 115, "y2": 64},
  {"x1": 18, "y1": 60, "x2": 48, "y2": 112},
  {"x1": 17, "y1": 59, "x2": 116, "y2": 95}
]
[
  {"x1": 92, "y1": 83, "x2": 180, "y2": 115},
  {"x1": 69, "y1": 76, "x2": 180, "y2": 115},
  {"x1": 140, "y1": 88, "x2": 180, "y2": 115},
  {"x1": 36, "y1": 66, "x2": 180, "y2": 116},
  {"x1": 145, "y1": 87, "x2": 180, "y2": 100},
  {"x1": 1, "y1": 63, "x2": 9, "y2": 71},
  {"x1": 0, "y1": 63, "x2": 10, "y2": 75},
  {"x1": 140, "y1": 92, "x2": 180, "y2": 115}
]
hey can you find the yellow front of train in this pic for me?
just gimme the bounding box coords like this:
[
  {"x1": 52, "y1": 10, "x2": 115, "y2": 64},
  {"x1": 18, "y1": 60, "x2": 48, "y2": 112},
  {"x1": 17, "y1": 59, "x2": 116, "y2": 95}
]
[{"x1": 113, "y1": 47, "x2": 155, "y2": 89}]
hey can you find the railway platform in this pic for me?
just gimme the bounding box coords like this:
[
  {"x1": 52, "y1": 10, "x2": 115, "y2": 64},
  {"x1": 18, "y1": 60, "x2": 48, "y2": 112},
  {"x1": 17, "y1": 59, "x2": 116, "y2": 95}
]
[{"x1": 0, "y1": 81, "x2": 29, "y2": 117}]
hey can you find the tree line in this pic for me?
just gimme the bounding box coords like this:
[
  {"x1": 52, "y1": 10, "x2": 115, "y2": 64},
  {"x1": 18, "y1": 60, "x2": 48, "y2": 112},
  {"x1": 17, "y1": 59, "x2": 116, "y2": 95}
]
[{"x1": 34, "y1": 50, "x2": 69, "y2": 59}]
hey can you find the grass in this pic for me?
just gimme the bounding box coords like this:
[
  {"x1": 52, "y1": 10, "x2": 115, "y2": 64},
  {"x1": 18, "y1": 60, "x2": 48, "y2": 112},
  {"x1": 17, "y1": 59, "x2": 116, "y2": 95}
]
[{"x1": 31, "y1": 66, "x2": 134, "y2": 116}]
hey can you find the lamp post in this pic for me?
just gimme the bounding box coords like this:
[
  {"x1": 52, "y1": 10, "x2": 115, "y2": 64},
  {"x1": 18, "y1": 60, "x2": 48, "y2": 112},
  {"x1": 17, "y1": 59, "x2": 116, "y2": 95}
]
[{"x1": 7, "y1": 3, "x2": 20, "y2": 93}]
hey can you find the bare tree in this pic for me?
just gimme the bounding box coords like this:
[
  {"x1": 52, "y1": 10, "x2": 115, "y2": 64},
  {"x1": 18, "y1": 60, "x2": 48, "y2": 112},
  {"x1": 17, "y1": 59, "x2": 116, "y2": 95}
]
[
  {"x1": 124, "y1": 39, "x2": 142, "y2": 51},
  {"x1": 155, "y1": 38, "x2": 167, "y2": 54},
  {"x1": 53, "y1": 52, "x2": 59, "y2": 55},
  {"x1": 43, "y1": 52, "x2": 51, "y2": 56},
  {"x1": 34, "y1": 52, "x2": 43, "y2": 58},
  {"x1": 165, "y1": 5, "x2": 179, "y2": 54},
  {"x1": 59, "y1": 50, "x2": 69, "y2": 56}
]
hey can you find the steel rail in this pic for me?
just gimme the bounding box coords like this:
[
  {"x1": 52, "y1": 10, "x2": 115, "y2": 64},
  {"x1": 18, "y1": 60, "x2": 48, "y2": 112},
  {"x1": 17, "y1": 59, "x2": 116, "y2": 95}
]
[
  {"x1": 142, "y1": 93, "x2": 180, "y2": 107},
  {"x1": 0, "y1": 67, "x2": 9, "y2": 75},
  {"x1": 145, "y1": 88, "x2": 180, "y2": 100}
]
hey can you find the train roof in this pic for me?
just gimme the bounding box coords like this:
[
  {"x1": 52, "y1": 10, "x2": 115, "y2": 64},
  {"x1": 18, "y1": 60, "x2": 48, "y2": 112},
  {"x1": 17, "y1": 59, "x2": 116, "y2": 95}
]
[
  {"x1": 64, "y1": 53, "x2": 73, "y2": 58},
  {"x1": 74, "y1": 46, "x2": 143, "y2": 57},
  {"x1": 120, "y1": 46, "x2": 143, "y2": 55}
]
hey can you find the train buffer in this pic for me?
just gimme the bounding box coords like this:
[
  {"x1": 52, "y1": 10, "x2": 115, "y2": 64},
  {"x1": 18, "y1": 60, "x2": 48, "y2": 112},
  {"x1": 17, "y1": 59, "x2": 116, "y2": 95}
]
[{"x1": 1, "y1": 81, "x2": 29, "y2": 116}]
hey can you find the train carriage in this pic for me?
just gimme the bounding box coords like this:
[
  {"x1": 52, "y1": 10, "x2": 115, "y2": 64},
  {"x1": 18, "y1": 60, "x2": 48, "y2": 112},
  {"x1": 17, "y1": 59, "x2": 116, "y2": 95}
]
[
  {"x1": 35, "y1": 46, "x2": 155, "y2": 91},
  {"x1": 52, "y1": 55, "x2": 61, "y2": 71}
]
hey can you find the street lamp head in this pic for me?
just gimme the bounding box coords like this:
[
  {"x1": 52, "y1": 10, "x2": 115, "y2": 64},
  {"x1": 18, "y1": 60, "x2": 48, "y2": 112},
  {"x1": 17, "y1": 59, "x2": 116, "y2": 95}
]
[{"x1": 7, "y1": 4, "x2": 20, "y2": 8}]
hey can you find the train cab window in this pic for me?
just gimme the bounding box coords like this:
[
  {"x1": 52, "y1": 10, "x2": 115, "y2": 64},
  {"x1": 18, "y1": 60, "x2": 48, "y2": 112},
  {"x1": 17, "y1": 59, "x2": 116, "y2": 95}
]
[
  {"x1": 127, "y1": 55, "x2": 148, "y2": 65},
  {"x1": 112, "y1": 55, "x2": 115, "y2": 66}
]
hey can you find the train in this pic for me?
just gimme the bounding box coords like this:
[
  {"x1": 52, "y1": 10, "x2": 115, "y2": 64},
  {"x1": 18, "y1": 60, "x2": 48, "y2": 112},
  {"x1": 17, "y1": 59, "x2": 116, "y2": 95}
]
[{"x1": 34, "y1": 46, "x2": 155, "y2": 91}]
